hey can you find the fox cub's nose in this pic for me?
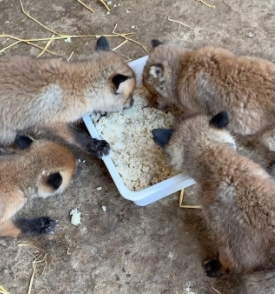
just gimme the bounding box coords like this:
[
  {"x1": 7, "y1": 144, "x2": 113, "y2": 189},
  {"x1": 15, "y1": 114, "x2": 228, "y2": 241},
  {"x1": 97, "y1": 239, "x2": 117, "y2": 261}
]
[{"x1": 46, "y1": 172, "x2": 63, "y2": 190}]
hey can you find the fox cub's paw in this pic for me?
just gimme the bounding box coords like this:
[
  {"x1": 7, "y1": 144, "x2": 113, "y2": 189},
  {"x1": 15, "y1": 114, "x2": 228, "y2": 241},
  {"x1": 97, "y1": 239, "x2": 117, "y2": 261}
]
[
  {"x1": 88, "y1": 138, "x2": 110, "y2": 158},
  {"x1": 15, "y1": 217, "x2": 58, "y2": 236},
  {"x1": 203, "y1": 258, "x2": 223, "y2": 278}
]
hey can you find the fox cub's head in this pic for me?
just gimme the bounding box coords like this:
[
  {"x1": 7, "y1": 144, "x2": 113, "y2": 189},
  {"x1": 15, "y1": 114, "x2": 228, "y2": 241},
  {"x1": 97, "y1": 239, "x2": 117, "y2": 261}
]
[
  {"x1": 143, "y1": 39, "x2": 188, "y2": 108},
  {"x1": 87, "y1": 36, "x2": 136, "y2": 113},
  {"x1": 152, "y1": 111, "x2": 236, "y2": 172},
  {"x1": 16, "y1": 135, "x2": 77, "y2": 198}
]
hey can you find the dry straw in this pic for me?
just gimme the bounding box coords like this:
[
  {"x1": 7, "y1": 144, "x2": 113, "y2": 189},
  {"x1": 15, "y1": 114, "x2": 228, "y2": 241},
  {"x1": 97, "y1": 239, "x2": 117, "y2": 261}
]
[
  {"x1": 0, "y1": 285, "x2": 10, "y2": 294},
  {"x1": 167, "y1": 16, "x2": 191, "y2": 28},
  {"x1": 17, "y1": 243, "x2": 48, "y2": 294},
  {"x1": 194, "y1": 0, "x2": 216, "y2": 8},
  {"x1": 0, "y1": 0, "x2": 148, "y2": 58},
  {"x1": 211, "y1": 287, "x2": 222, "y2": 294},
  {"x1": 179, "y1": 189, "x2": 202, "y2": 209}
]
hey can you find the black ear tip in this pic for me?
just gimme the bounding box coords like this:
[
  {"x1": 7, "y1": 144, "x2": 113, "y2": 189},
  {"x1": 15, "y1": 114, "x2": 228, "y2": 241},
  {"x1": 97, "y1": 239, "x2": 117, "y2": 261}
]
[
  {"x1": 152, "y1": 128, "x2": 173, "y2": 148},
  {"x1": 152, "y1": 128, "x2": 162, "y2": 137},
  {"x1": 151, "y1": 39, "x2": 163, "y2": 48},
  {"x1": 15, "y1": 134, "x2": 34, "y2": 150},
  {"x1": 96, "y1": 36, "x2": 110, "y2": 51},
  {"x1": 209, "y1": 111, "x2": 229, "y2": 129}
]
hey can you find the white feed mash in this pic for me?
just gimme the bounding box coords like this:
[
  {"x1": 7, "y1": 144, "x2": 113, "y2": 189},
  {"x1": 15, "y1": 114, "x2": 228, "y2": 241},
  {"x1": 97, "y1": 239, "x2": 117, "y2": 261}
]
[{"x1": 90, "y1": 88, "x2": 178, "y2": 191}]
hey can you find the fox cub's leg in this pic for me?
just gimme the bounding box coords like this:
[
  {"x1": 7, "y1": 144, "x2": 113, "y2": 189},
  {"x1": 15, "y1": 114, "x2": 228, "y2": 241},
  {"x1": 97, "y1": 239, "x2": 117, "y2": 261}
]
[
  {"x1": 0, "y1": 190, "x2": 26, "y2": 237},
  {"x1": 0, "y1": 218, "x2": 57, "y2": 237},
  {"x1": 14, "y1": 217, "x2": 58, "y2": 236},
  {"x1": 0, "y1": 187, "x2": 58, "y2": 238},
  {"x1": 39, "y1": 122, "x2": 110, "y2": 158}
]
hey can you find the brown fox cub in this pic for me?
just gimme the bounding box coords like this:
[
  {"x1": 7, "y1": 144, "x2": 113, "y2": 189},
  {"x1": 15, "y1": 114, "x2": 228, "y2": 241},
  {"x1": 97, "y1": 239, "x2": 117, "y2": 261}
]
[
  {"x1": 143, "y1": 40, "x2": 275, "y2": 153},
  {"x1": 0, "y1": 36, "x2": 136, "y2": 158},
  {"x1": 152, "y1": 112, "x2": 275, "y2": 294},
  {"x1": 0, "y1": 135, "x2": 76, "y2": 238}
]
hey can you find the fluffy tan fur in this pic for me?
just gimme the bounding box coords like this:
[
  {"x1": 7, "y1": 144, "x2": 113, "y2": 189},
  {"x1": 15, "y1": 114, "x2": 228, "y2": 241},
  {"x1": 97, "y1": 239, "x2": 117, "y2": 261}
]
[
  {"x1": 143, "y1": 42, "x2": 275, "y2": 152},
  {"x1": 161, "y1": 114, "x2": 275, "y2": 293},
  {"x1": 0, "y1": 140, "x2": 76, "y2": 237},
  {"x1": 0, "y1": 37, "x2": 136, "y2": 157}
]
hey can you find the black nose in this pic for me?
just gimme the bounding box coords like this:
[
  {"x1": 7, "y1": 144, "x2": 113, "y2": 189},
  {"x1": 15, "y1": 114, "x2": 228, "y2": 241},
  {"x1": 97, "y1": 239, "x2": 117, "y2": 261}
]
[
  {"x1": 152, "y1": 128, "x2": 173, "y2": 149},
  {"x1": 47, "y1": 173, "x2": 63, "y2": 190}
]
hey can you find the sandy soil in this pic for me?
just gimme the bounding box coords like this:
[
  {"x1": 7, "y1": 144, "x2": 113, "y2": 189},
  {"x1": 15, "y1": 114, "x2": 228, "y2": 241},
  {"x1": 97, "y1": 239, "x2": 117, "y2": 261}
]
[{"x1": 0, "y1": 0, "x2": 274, "y2": 293}]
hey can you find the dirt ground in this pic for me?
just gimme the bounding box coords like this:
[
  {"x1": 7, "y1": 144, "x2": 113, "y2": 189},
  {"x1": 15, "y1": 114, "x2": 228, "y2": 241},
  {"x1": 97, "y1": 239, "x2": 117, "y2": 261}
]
[{"x1": 0, "y1": 0, "x2": 274, "y2": 293}]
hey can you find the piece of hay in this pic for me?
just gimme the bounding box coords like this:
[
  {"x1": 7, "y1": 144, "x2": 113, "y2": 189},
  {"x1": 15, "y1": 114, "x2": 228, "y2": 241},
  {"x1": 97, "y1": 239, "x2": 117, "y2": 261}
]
[
  {"x1": 76, "y1": 0, "x2": 94, "y2": 13},
  {"x1": 36, "y1": 34, "x2": 55, "y2": 58},
  {"x1": 0, "y1": 35, "x2": 58, "y2": 55},
  {"x1": 112, "y1": 39, "x2": 128, "y2": 51},
  {"x1": 167, "y1": 16, "x2": 191, "y2": 28},
  {"x1": 179, "y1": 189, "x2": 202, "y2": 209},
  {"x1": 67, "y1": 51, "x2": 75, "y2": 61},
  {"x1": 194, "y1": 0, "x2": 215, "y2": 9},
  {"x1": 0, "y1": 285, "x2": 10, "y2": 294},
  {"x1": 112, "y1": 23, "x2": 149, "y2": 54},
  {"x1": 19, "y1": 0, "x2": 60, "y2": 36},
  {"x1": 211, "y1": 287, "x2": 222, "y2": 294},
  {"x1": 98, "y1": 0, "x2": 111, "y2": 11},
  {"x1": 17, "y1": 243, "x2": 48, "y2": 294}
]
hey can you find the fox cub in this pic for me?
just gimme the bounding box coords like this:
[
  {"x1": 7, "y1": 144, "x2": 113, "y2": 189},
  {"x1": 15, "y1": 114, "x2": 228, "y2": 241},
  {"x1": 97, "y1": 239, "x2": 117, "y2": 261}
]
[
  {"x1": 143, "y1": 40, "x2": 275, "y2": 153},
  {"x1": 0, "y1": 135, "x2": 76, "y2": 238},
  {"x1": 0, "y1": 36, "x2": 136, "y2": 158},
  {"x1": 153, "y1": 112, "x2": 275, "y2": 294}
]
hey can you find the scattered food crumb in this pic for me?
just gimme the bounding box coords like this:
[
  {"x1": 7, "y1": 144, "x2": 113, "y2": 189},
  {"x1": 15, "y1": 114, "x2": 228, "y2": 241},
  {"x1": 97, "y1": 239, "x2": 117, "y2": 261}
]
[
  {"x1": 184, "y1": 282, "x2": 196, "y2": 294},
  {"x1": 42, "y1": 170, "x2": 48, "y2": 175},
  {"x1": 102, "y1": 206, "x2": 107, "y2": 212},
  {"x1": 168, "y1": 252, "x2": 174, "y2": 259},
  {"x1": 131, "y1": 25, "x2": 137, "y2": 29},
  {"x1": 113, "y1": 4, "x2": 117, "y2": 7},
  {"x1": 106, "y1": 11, "x2": 110, "y2": 15},
  {"x1": 96, "y1": 187, "x2": 102, "y2": 191},
  {"x1": 70, "y1": 208, "x2": 81, "y2": 226},
  {"x1": 246, "y1": 31, "x2": 255, "y2": 38},
  {"x1": 64, "y1": 37, "x2": 71, "y2": 43},
  {"x1": 107, "y1": 0, "x2": 112, "y2": 4},
  {"x1": 125, "y1": 9, "x2": 130, "y2": 13}
]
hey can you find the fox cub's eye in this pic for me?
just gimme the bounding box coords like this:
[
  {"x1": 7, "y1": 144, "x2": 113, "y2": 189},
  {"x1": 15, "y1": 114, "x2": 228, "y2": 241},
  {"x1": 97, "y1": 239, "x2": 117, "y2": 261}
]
[{"x1": 112, "y1": 74, "x2": 129, "y2": 94}]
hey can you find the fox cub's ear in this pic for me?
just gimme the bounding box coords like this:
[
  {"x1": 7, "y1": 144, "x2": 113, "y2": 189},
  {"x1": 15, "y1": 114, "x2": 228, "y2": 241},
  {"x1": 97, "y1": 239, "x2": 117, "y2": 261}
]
[
  {"x1": 152, "y1": 128, "x2": 173, "y2": 149},
  {"x1": 149, "y1": 64, "x2": 163, "y2": 79},
  {"x1": 112, "y1": 74, "x2": 130, "y2": 94},
  {"x1": 151, "y1": 39, "x2": 163, "y2": 48},
  {"x1": 95, "y1": 36, "x2": 110, "y2": 51},
  {"x1": 209, "y1": 111, "x2": 229, "y2": 129},
  {"x1": 15, "y1": 134, "x2": 34, "y2": 150}
]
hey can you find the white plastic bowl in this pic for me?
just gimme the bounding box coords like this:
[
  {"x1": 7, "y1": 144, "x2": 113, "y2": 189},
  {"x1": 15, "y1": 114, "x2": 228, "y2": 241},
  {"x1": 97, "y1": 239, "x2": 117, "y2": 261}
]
[{"x1": 82, "y1": 56, "x2": 196, "y2": 206}]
